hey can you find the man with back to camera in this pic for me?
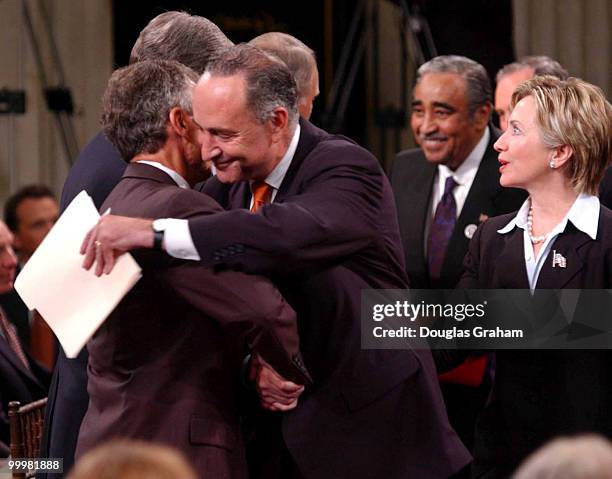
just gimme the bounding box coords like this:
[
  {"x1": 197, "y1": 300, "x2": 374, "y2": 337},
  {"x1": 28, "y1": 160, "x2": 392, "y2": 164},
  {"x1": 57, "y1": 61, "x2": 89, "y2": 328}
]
[
  {"x1": 38, "y1": 12, "x2": 234, "y2": 478},
  {"x1": 389, "y1": 55, "x2": 526, "y2": 457},
  {"x1": 80, "y1": 44, "x2": 470, "y2": 479},
  {"x1": 75, "y1": 58, "x2": 309, "y2": 478}
]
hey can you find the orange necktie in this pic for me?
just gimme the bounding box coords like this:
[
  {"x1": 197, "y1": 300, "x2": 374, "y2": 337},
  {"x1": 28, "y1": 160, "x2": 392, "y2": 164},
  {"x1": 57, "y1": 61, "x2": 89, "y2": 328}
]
[{"x1": 250, "y1": 181, "x2": 272, "y2": 213}]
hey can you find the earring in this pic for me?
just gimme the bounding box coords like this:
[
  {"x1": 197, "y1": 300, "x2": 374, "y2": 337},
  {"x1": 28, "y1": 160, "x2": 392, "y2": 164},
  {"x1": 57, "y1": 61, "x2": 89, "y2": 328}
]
[{"x1": 549, "y1": 159, "x2": 556, "y2": 169}]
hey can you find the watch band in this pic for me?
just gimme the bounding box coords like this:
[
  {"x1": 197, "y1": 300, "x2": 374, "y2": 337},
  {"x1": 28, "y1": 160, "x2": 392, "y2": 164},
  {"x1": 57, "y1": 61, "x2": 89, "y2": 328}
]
[{"x1": 152, "y1": 229, "x2": 164, "y2": 250}]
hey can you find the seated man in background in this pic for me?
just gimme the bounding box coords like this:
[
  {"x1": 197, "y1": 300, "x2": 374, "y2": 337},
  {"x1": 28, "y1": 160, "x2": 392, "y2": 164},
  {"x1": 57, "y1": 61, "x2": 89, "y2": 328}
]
[
  {"x1": 75, "y1": 59, "x2": 309, "y2": 479},
  {"x1": 249, "y1": 32, "x2": 319, "y2": 120},
  {"x1": 0, "y1": 219, "x2": 50, "y2": 456},
  {"x1": 3, "y1": 184, "x2": 59, "y2": 369}
]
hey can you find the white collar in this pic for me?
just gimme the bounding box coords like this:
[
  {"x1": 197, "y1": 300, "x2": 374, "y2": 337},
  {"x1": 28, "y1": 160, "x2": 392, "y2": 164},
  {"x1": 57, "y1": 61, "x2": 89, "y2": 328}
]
[
  {"x1": 497, "y1": 193, "x2": 600, "y2": 239},
  {"x1": 254, "y1": 123, "x2": 300, "y2": 190},
  {"x1": 437, "y1": 128, "x2": 489, "y2": 186},
  {"x1": 136, "y1": 161, "x2": 190, "y2": 189}
]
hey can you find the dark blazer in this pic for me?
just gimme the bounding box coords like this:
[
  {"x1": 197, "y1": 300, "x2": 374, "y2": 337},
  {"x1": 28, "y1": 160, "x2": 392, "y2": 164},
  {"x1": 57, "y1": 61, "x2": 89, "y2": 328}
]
[
  {"x1": 200, "y1": 119, "x2": 471, "y2": 478},
  {"x1": 390, "y1": 127, "x2": 526, "y2": 288},
  {"x1": 457, "y1": 205, "x2": 612, "y2": 478},
  {"x1": 75, "y1": 163, "x2": 309, "y2": 479},
  {"x1": 38, "y1": 132, "x2": 126, "y2": 478},
  {"x1": 0, "y1": 326, "x2": 50, "y2": 454}
]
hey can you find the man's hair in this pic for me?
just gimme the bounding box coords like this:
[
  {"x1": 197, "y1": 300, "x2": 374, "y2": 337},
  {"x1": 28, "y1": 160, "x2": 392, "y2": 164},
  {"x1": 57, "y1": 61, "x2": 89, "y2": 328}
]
[
  {"x1": 130, "y1": 11, "x2": 233, "y2": 73},
  {"x1": 101, "y1": 60, "x2": 199, "y2": 161},
  {"x1": 67, "y1": 440, "x2": 197, "y2": 479},
  {"x1": 496, "y1": 55, "x2": 569, "y2": 83},
  {"x1": 4, "y1": 184, "x2": 56, "y2": 232},
  {"x1": 513, "y1": 434, "x2": 612, "y2": 479},
  {"x1": 203, "y1": 43, "x2": 299, "y2": 125},
  {"x1": 249, "y1": 32, "x2": 316, "y2": 103},
  {"x1": 512, "y1": 75, "x2": 612, "y2": 195},
  {"x1": 416, "y1": 55, "x2": 492, "y2": 117}
]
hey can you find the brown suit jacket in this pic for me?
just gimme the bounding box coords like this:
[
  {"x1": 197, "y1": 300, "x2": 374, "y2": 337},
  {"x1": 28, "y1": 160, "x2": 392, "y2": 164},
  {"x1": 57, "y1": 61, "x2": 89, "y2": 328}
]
[{"x1": 76, "y1": 163, "x2": 309, "y2": 479}]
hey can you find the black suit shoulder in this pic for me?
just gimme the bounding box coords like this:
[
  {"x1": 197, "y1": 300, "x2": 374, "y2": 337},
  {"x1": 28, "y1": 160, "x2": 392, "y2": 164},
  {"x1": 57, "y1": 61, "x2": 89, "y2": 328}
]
[{"x1": 60, "y1": 132, "x2": 126, "y2": 211}]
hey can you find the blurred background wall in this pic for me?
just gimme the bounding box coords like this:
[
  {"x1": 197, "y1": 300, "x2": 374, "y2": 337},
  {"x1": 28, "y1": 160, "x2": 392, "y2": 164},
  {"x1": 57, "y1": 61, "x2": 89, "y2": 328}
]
[{"x1": 0, "y1": 0, "x2": 609, "y2": 207}]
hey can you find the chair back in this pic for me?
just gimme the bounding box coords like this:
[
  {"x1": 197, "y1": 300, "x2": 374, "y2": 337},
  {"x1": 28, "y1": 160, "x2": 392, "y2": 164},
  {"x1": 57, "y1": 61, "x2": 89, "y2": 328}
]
[{"x1": 8, "y1": 398, "x2": 47, "y2": 479}]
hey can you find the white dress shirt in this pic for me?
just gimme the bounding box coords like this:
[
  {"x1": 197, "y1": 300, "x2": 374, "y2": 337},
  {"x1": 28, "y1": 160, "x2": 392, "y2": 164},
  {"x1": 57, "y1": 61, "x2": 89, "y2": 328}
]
[
  {"x1": 497, "y1": 193, "x2": 600, "y2": 291},
  {"x1": 137, "y1": 161, "x2": 199, "y2": 260},
  {"x1": 163, "y1": 124, "x2": 301, "y2": 261}
]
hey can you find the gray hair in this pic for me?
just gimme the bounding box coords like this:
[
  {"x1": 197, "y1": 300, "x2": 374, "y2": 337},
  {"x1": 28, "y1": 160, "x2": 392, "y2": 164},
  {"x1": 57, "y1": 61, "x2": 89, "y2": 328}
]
[
  {"x1": 203, "y1": 43, "x2": 299, "y2": 126},
  {"x1": 249, "y1": 32, "x2": 316, "y2": 103},
  {"x1": 101, "y1": 60, "x2": 199, "y2": 161},
  {"x1": 130, "y1": 11, "x2": 233, "y2": 73},
  {"x1": 416, "y1": 55, "x2": 492, "y2": 116},
  {"x1": 496, "y1": 55, "x2": 569, "y2": 83}
]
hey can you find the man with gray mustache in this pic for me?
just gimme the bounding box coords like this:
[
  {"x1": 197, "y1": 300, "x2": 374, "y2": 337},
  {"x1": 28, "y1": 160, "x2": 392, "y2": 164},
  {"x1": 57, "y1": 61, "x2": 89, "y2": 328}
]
[{"x1": 389, "y1": 55, "x2": 525, "y2": 464}]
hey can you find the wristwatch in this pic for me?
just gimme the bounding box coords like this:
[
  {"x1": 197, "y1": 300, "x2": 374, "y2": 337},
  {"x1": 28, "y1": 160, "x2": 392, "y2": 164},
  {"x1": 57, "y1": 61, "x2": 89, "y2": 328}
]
[{"x1": 151, "y1": 219, "x2": 167, "y2": 250}]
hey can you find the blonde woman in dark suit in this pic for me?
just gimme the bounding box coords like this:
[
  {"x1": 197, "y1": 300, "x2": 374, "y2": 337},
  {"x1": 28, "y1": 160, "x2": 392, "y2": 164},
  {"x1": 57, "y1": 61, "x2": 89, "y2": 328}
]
[{"x1": 457, "y1": 76, "x2": 612, "y2": 478}]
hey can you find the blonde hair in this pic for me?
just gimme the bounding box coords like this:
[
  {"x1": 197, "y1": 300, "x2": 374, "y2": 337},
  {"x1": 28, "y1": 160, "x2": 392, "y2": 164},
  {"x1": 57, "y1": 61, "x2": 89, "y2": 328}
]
[
  {"x1": 511, "y1": 76, "x2": 612, "y2": 195},
  {"x1": 67, "y1": 440, "x2": 197, "y2": 479},
  {"x1": 513, "y1": 434, "x2": 612, "y2": 479}
]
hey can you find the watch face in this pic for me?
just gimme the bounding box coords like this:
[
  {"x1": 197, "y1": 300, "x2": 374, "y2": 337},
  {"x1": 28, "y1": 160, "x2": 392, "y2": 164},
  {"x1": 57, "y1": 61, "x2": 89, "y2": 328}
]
[{"x1": 152, "y1": 219, "x2": 166, "y2": 232}]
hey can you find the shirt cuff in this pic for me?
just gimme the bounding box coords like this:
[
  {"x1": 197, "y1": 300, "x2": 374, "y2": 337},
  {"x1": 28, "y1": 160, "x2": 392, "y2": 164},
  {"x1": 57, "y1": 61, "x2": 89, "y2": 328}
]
[{"x1": 161, "y1": 218, "x2": 200, "y2": 260}]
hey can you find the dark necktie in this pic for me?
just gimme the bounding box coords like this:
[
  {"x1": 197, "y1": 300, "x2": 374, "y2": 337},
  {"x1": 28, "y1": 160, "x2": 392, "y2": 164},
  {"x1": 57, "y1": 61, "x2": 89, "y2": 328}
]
[
  {"x1": 0, "y1": 307, "x2": 31, "y2": 372},
  {"x1": 251, "y1": 181, "x2": 272, "y2": 213},
  {"x1": 428, "y1": 176, "x2": 458, "y2": 281}
]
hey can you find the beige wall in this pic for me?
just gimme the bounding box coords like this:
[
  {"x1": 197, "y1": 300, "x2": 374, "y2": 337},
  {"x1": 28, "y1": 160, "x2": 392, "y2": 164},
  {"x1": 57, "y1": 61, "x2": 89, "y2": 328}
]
[
  {"x1": 0, "y1": 0, "x2": 112, "y2": 209},
  {"x1": 513, "y1": 0, "x2": 610, "y2": 96}
]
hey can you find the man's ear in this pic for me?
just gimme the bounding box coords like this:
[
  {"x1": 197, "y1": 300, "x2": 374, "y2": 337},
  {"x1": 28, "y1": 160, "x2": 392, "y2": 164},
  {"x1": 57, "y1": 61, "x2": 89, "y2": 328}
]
[
  {"x1": 12, "y1": 233, "x2": 22, "y2": 251},
  {"x1": 551, "y1": 144, "x2": 573, "y2": 169},
  {"x1": 169, "y1": 107, "x2": 188, "y2": 137},
  {"x1": 473, "y1": 103, "x2": 492, "y2": 130},
  {"x1": 267, "y1": 107, "x2": 289, "y2": 141}
]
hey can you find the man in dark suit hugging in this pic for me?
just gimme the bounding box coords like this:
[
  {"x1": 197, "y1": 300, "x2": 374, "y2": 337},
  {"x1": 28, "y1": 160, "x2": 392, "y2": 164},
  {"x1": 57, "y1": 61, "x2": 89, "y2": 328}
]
[{"x1": 75, "y1": 59, "x2": 310, "y2": 479}]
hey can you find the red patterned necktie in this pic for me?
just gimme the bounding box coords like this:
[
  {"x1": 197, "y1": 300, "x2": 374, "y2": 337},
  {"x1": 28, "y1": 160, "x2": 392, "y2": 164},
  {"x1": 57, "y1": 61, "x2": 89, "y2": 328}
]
[
  {"x1": 0, "y1": 308, "x2": 31, "y2": 372},
  {"x1": 250, "y1": 181, "x2": 272, "y2": 213}
]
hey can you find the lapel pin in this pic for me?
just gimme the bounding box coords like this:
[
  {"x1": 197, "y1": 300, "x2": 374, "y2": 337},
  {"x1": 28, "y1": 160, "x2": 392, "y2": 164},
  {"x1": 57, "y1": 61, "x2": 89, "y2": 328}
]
[
  {"x1": 478, "y1": 213, "x2": 489, "y2": 223},
  {"x1": 552, "y1": 250, "x2": 567, "y2": 268},
  {"x1": 464, "y1": 224, "x2": 478, "y2": 239}
]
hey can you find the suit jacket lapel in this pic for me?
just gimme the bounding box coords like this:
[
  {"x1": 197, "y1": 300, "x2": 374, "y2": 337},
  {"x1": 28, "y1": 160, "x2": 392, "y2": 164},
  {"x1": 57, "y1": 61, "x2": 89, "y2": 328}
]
[
  {"x1": 535, "y1": 225, "x2": 589, "y2": 289},
  {"x1": 442, "y1": 128, "x2": 502, "y2": 279},
  {"x1": 275, "y1": 118, "x2": 323, "y2": 201},
  {"x1": 400, "y1": 158, "x2": 436, "y2": 270},
  {"x1": 496, "y1": 227, "x2": 530, "y2": 288}
]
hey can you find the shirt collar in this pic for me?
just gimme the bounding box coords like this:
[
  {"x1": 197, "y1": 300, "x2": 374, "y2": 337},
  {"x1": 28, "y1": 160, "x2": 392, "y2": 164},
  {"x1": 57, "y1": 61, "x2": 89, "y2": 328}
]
[
  {"x1": 437, "y1": 127, "x2": 489, "y2": 186},
  {"x1": 256, "y1": 123, "x2": 301, "y2": 191},
  {"x1": 136, "y1": 160, "x2": 190, "y2": 189},
  {"x1": 498, "y1": 193, "x2": 600, "y2": 239}
]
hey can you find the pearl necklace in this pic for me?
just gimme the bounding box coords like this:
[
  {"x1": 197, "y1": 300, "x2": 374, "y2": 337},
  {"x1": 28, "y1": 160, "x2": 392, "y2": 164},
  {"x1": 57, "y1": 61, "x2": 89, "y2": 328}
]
[{"x1": 527, "y1": 204, "x2": 551, "y2": 244}]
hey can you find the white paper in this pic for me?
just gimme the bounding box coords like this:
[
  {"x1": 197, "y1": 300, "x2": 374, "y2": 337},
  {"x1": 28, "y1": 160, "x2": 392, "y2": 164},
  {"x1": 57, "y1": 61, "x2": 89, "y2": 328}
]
[{"x1": 14, "y1": 191, "x2": 142, "y2": 358}]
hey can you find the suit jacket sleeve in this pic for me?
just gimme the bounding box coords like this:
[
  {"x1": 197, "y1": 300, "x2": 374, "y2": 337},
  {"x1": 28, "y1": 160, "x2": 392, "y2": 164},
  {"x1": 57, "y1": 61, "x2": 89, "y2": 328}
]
[
  {"x1": 137, "y1": 188, "x2": 311, "y2": 386},
  {"x1": 192, "y1": 141, "x2": 385, "y2": 274}
]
